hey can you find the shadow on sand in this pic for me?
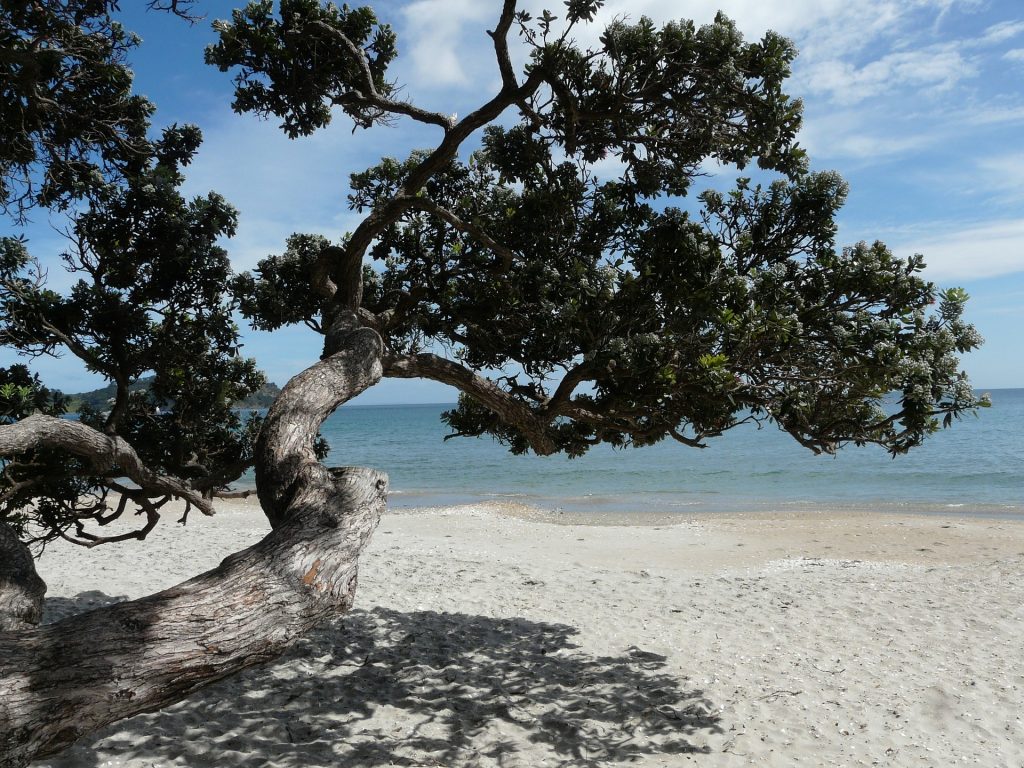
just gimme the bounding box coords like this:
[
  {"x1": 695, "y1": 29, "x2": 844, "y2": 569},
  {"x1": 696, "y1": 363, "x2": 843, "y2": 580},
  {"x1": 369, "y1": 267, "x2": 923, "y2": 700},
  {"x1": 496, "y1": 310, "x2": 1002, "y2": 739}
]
[{"x1": 38, "y1": 593, "x2": 722, "y2": 767}]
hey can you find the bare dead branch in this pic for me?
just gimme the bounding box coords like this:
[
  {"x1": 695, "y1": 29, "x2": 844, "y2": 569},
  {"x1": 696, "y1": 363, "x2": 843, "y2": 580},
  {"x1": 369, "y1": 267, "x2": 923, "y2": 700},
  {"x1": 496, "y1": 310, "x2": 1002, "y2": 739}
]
[
  {"x1": 212, "y1": 488, "x2": 254, "y2": 500},
  {"x1": 146, "y1": 0, "x2": 203, "y2": 23}
]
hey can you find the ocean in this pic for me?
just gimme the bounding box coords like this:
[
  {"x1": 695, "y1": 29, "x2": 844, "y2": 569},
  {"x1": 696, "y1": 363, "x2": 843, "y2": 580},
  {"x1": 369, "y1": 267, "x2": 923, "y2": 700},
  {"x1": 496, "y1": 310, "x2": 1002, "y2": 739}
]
[{"x1": 242, "y1": 388, "x2": 1023, "y2": 519}]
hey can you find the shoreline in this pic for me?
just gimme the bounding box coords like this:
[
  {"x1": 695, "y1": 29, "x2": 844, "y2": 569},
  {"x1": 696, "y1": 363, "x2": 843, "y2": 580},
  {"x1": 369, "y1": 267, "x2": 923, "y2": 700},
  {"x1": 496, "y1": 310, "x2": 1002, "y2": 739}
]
[
  {"x1": 227, "y1": 485, "x2": 1024, "y2": 523},
  {"x1": 31, "y1": 500, "x2": 1024, "y2": 766},
  {"x1": 390, "y1": 497, "x2": 1024, "y2": 527}
]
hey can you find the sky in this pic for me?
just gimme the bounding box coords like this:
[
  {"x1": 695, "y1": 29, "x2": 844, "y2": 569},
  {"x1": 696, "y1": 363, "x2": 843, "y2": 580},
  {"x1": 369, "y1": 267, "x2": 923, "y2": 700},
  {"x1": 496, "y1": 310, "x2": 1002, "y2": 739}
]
[{"x1": 3, "y1": 0, "x2": 1024, "y2": 403}]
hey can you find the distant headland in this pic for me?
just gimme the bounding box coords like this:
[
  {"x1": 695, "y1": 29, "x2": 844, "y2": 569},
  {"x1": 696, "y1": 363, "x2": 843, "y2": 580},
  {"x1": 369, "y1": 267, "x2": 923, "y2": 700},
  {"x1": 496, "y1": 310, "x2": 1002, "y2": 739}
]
[{"x1": 64, "y1": 377, "x2": 282, "y2": 412}]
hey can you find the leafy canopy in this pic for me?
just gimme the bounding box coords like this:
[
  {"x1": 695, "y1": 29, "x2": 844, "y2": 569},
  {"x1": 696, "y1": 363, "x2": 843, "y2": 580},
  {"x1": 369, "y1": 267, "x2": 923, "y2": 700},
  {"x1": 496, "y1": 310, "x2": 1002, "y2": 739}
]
[
  {"x1": 0, "y1": 0, "x2": 984, "y2": 545},
  {"x1": 0, "y1": 0, "x2": 161, "y2": 217},
  {"x1": 217, "y1": 1, "x2": 981, "y2": 458},
  {"x1": 1, "y1": 2, "x2": 261, "y2": 546}
]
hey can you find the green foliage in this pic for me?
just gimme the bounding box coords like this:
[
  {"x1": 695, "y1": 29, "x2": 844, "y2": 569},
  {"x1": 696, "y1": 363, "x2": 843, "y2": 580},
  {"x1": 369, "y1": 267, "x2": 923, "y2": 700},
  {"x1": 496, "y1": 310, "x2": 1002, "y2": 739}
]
[
  {"x1": 523, "y1": 12, "x2": 807, "y2": 193},
  {"x1": 1, "y1": 121, "x2": 262, "y2": 542},
  {"x1": 0, "y1": 365, "x2": 66, "y2": 424},
  {"x1": 226, "y1": 2, "x2": 980, "y2": 459},
  {"x1": 563, "y1": 0, "x2": 602, "y2": 24},
  {"x1": 0, "y1": 2, "x2": 272, "y2": 546},
  {"x1": 0, "y1": 0, "x2": 155, "y2": 216},
  {"x1": 232, "y1": 234, "x2": 337, "y2": 331},
  {"x1": 206, "y1": 0, "x2": 398, "y2": 136},
  {"x1": 0, "y1": 365, "x2": 93, "y2": 541},
  {"x1": 0, "y1": 1, "x2": 987, "y2": 551}
]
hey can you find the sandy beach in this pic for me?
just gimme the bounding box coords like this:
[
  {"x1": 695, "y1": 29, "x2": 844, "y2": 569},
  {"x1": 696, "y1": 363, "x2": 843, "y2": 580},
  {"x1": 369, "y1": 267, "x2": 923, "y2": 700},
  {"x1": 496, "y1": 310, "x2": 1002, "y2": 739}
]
[{"x1": 28, "y1": 499, "x2": 1024, "y2": 767}]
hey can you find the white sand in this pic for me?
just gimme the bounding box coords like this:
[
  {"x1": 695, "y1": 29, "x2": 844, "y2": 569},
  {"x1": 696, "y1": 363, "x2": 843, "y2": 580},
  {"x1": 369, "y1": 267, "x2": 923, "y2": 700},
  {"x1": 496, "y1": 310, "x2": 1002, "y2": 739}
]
[{"x1": 29, "y1": 499, "x2": 1024, "y2": 767}]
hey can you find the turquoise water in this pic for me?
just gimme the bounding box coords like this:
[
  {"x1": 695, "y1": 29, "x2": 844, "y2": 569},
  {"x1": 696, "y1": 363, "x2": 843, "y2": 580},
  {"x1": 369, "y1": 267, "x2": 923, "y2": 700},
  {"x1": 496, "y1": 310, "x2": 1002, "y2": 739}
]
[{"x1": 242, "y1": 388, "x2": 1023, "y2": 518}]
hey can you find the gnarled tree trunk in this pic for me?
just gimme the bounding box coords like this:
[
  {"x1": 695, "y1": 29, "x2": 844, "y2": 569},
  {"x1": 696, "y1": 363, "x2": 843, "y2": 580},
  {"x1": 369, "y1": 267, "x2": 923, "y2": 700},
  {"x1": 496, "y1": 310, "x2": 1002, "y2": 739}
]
[
  {"x1": 0, "y1": 329, "x2": 386, "y2": 768},
  {"x1": 0, "y1": 522, "x2": 45, "y2": 632}
]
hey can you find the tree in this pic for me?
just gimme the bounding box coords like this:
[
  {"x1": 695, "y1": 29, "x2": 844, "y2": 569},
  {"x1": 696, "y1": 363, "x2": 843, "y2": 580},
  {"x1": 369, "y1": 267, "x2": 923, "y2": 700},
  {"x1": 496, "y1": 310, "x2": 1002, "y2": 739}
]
[
  {"x1": 0, "y1": 0, "x2": 202, "y2": 219},
  {"x1": 0, "y1": 1, "x2": 982, "y2": 764}
]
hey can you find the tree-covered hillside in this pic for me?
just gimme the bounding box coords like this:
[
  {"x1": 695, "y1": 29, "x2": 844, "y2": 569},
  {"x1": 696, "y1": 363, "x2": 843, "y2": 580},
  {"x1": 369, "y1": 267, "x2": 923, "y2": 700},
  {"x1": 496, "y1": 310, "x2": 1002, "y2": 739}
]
[{"x1": 65, "y1": 377, "x2": 282, "y2": 412}]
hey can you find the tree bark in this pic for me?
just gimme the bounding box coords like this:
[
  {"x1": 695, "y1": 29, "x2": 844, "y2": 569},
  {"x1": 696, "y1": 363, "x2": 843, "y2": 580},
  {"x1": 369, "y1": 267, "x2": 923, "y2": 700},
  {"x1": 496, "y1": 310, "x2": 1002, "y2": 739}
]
[
  {"x1": 256, "y1": 327, "x2": 385, "y2": 526},
  {"x1": 0, "y1": 329, "x2": 387, "y2": 768},
  {"x1": 0, "y1": 415, "x2": 214, "y2": 515},
  {"x1": 0, "y1": 522, "x2": 45, "y2": 632}
]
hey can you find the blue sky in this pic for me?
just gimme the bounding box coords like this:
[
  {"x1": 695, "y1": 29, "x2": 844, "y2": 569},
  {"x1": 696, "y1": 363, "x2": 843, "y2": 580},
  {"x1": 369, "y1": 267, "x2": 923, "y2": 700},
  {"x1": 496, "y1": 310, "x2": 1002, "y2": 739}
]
[{"x1": 4, "y1": 0, "x2": 1024, "y2": 403}]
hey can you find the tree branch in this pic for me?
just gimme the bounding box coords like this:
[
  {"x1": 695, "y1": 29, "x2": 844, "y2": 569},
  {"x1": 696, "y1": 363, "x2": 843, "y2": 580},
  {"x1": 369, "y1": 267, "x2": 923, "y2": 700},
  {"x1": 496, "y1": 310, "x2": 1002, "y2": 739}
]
[
  {"x1": 322, "y1": 5, "x2": 545, "y2": 302},
  {"x1": 0, "y1": 466, "x2": 386, "y2": 766},
  {"x1": 400, "y1": 196, "x2": 515, "y2": 270},
  {"x1": 1, "y1": 259, "x2": 106, "y2": 374},
  {"x1": 256, "y1": 327, "x2": 385, "y2": 525},
  {"x1": 668, "y1": 427, "x2": 708, "y2": 449},
  {"x1": 0, "y1": 521, "x2": 46, "y2": 632},
  {"x1": 383, "y1": 352, "x2": 556, "y2": 454},
  {"x1": 59, "y1": 490, "x2": 164, "y2": 548},
  {"x1": 304, "y1": 20, "x2": 455, "y2": 131},
  {"x1": 542, "y1": 362, "x2": 597, "y2": 415},
  {"x1": 487, "y1": 0, "x2": 520, "y2": 91},
  {"x1": 0, "y1": 415, "x2": 214, "y2": 516}
]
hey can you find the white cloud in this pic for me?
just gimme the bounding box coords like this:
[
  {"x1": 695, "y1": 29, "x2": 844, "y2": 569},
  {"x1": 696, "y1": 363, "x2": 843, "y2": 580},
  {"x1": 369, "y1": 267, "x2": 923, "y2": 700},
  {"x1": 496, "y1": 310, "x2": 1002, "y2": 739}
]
[
  {"x1": 179, "y1": 105, "x2": 422, "y2": 271},
  {"x1": 1004, "y1": 48, "x2": 1024, "y2": 62},
  {"x1": 498, "y1": 0, "x2": 937, "y2": 82},
  {"x1": 975, "y1": 152, "x2": 1024, "y2": 199},
  {"x1": 892, "y1": 219, "x2": 1024, "y2": 281},
  {"x1": 980, "y1": 303, "x2": 1024, "y2": 317},
  {"x1": 957, "y1": 101, "x2": 1024, "y2": 125},
  {"x1": 399, "y1": 0, "x2": 493, "y2": 88},
  {"x1": 567, "y1": 0, "x2": 973, "y2": 59},
  {"x1": 801, "y1": 46, "x2": 973, "y2": 105},
  {"x1": 981, "y1": 19, "x2": 1024, "y2": 44},
  {"x1": 405, "y1": 0, "x2": 1003, "y2": 162},
  {"x1": 572, "y1": 0, "x2": 898, "y2": 44},
  {"x1": 796, "y1": 111, "x2": 935, "y2": 161}
]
